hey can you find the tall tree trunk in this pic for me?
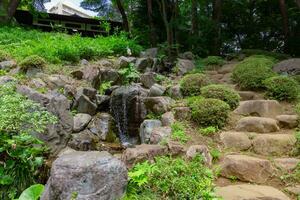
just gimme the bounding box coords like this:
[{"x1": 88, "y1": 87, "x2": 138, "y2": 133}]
[
  {"x1": 115, "y1": 0, "x2": 130, "y2": 32},
  {"x1": 191, "y1": 0, "x2": 198, "y2": 35},
  {"x1": 212, "y1": 0, "x2": 222, "y2": 55},
  {"x1": 279, "y1": 0, "x2": 289, "y2": 49},
  {"x1": 147, "y1": 0, "x2": 157, "y2": 47},
  {"x1": 0, "y1": 0, "x2": 20, "y2": 24},
  {"x1": 295, "y1": 0, "x2": 300, "y2": 9}
]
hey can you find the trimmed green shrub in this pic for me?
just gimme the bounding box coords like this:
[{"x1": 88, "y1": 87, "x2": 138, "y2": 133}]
[
  {"x1": 124, "y1": 156, "x2": 218, "y2": 199},
  {"x1": 180, "y1": 73, "x2": 211, "y2": 96},
  {"x1": 19, "y1": 55, "x2": 46, "y2": 70},
  {"x1": 241, "y1": 49, "x2": 290, "y2": 60},
  {"x1": 203, "y1": 56, "x2": 225, "y2": 66},
  {"x1": 0, "y1": 50, "x2": 10, "y2": 62},
  {"x1": 232, "y1": 57, "x2": 276, "y2": 90},
  {"x1": 189, "y1": 98, "x2": 230, "y2": 128},
  {"x1": 263, "y1": 76, "x2": 299, "y2": 101},
  {"x1": 201, "y1": 84, "x2": 240, "y2": 110}
]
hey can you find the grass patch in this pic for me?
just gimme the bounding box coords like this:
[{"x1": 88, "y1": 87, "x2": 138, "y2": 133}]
[{"x1": 0, "y1": 26, "x2": 142, "y2": 64}]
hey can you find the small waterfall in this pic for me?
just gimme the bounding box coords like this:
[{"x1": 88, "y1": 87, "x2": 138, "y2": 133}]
[{"x1": 110, "y1": 85, "x2": 147, "y2": 147}]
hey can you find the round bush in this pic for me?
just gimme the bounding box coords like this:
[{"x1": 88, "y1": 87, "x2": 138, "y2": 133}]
[
  {"x1": 263, "y1": 76, "x2": 299, "y2": 101},
  {"x1": 180, "y1": 73, "x2": 211, "y2": 96},
  {"x1": 19, "y1": 55, "x2": 46, "y2": 70},
  {"x1": 203, "y1": 56, "x2": 225, "y2": 66},
  {"x1": 232, "y1": 57, "x2": 276, "y2": 90},
  {"x1": 189, "y1": 98, "x2": 230, "y2": 128},
  {"x1": 201, "y1": 84, "x2": 240, "y2": 110},
  {"x1": 0, "y1": 50, "x2": 11, "y2": 62}
]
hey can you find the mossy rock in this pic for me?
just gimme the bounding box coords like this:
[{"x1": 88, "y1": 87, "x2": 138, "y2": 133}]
[
  {"x1": 180, "y1": 73, "x2": 211, "y2": 96},
  {"x1": 201, "y1": 84, "x2": 240, "y2": 110},
  {"x1": 232, "y1": 56, "x2": 276, "y2": 90},
  {"x1": 0, "y1": 50, "x2": 11, "y2": 62},
  {"x1": 19, "y1": 55, "x2": 46, "y2": 71}
]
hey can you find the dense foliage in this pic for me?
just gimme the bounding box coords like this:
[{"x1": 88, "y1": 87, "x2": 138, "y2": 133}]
[
  {"x1": 180, "y1": 73, "x2": 211, "y2": 96},
  {"x1": 201, "y1": 84, "x2": 240, "y2": 110},
  {"x1": 264, "y1": 76, "x2": 299, "y2": 101},
  {"x1": 0, "y1": 83, "x2": 57, "y2": 199},
  {"x1": 19, "y1": 55, "x2": 46, "y2": 71},
  {"x1": 124, "y1": 156, "x2": 218, "y2": 200},
  {"x1": 0, "y1": 50, "x2": 10, "y2": 62},
  {"x1": 188, "y1": 97, "x2": 230, "y2": 128},
  {"x1": 203, "y1": 56, "x2": 225, "y2": 66},
  {"x1": 171, "y1": 122, "x2": 189, "y2": 144},
  {"x1": 232, "y1": 56, "x2": 276, "y2": 90},
  {"x1": 0, "y1": 26, "x2": 142, "y2": 63}
]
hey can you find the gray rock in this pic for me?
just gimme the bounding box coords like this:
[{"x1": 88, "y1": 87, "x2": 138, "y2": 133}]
[
  {"x1": 173, "y1": 107, "x2": 191, "y2": 121},
  {"x1": 0, "y1": 75, "x2": 16, "y2": 85},
  {"x1": 150, "y1": 126, "x2": 172, "y2": 144},
  {"x1": 276, "y1": 115, "x2": 299, "y2": 129},
  {"x1": 139, "y1": 120, "x2": 162, "y2": 144},
  {"x1": 75, "y1": 95, "x2": 97, "y2": 116},
  {"x1": 186, "y1": 145, "x2": 212, "y2": 166},
  {"x1": 68, "y1": 130, "x2": 99, "y2": 151},
  {"x1": 167, "y1": 85, "x2": 183, "y2": 99},
  {"x1": 93, "y1": 68, "x2": 120, "y2": 89},
  {"x1": 143, "y1": 96, "x2": 175, "y2": 114},
  {"x1": 118, "y1": 56, "x2": 136, "y2": 68},
  {"x1": 95, "y1": 95, "x2": 110, "y2": 111},
  {"x1": 176, "y1": 59, "x2": 195, "y2": 75},
  {"x1": 29, "y1": 78, "x2": 47, "y2": 88},
  {"x1": 274, "y1": 158, "x2": 300, "y2": 171},
  {"x1": 149, "y1": 83, "x2": 166, "y2": 97},
  {"x1": 17, "y1": 85, "x2": 73, "y2": 154},
  {"x1": 88, "y1": 113, "x2": 117, "y2": 142},
  {"x1": 135, "y1": 57, "x2": 154, "y2": 72},
  {"x1": 220, "y1": 131, "x2": 252, "y2": 151},
  {"x1": 236, "y1": 117, "x2": 280, "y2": 133},
  {"x1": 285, "y1": 185, "x2": 300, "y2": 196},
  {"x1": 273, "y1": 58, "x2": 300, "y2": 75},
  {"x1": 41, "y1": 151, "x2": 127, "y2": 200},
  {"x1": 76, "y1": 87, "x2": 97, "y2": 101},
  {"x1": 140, "y1": 48, "x2": 158, "y2": 58},
  {"x1": 140, "y1": 72, "x2": 157, "y2": 88},
  {"x1": 73, "y1": 113, "x2": 92, "y2": 132},
  {"x1": 0, "y1": 60, "x2": 16, "y2": 70},
  {"x1": 43, "y1": 74, "x2": 73, "y2": 89},
  {"x1": 71, "y1": 70, "x2": 84, "y2": 80},
  {"x1": 121, "y1": 144, "x2": 168, "y2": 168},
  {"x1": 179, "y1": 51, "x2": 195, "y2": 60},
  {"x1": 161, "y1": 112, "x2": 175, "y2": 126},
  {"x1": 80, "y1": 59, "x2": 89, "y2": 66}
]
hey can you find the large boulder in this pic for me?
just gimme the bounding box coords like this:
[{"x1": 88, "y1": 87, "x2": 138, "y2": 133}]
[
  {"x1": 252, "y1": 134, "x2": 296, "y2": 156},
  {"x1": 135, "y1": 57, "x2": 154, "y2": 72},
  {"x1": 150, "y1": 126, "x2": 172, "y2": 144},
  {"x1": 17, "y1": 85, "x2": 73, "y2": 154},
  {"x1": 149, "y1": 83, "x2": 166, "y2": 97},
  {"x1": 276, "y1": 115, "x2": 299, "y2": 129},
  {"x1": 143, "y1": 96, "x2": 175, "y2": 114},
  {"x1": 68, "y1": 130, "x2": 99, "y2": 151},
  {"x1": 74, "y1": 87, "x2": 97, "y2": 116},
  {"x1": 234, "y1": 100, "x2": 283, "y2": 118},
  {"x1": 0, "y1": 75, "x2": 16, "y2": 85},
  {"x1": 0, "y1": 60, "x2": 16, "y2": 70},
  {"x1": 273, "y1": 58, "x2": 300, "y2": 75},
  {"x1": 121, "y1": 144, "x2": 168, "y2": 168},
  {"x1": 93, "y1": 68, "x2": 120, "y2": 89},
  {"x1": 140, "y1": 72, "x2": 157, "y2": 88},
  {"x1": 139, "y1": 120, "x2": 162, "y2": 144},
  {"x1": 88, "y1": 113, "x2": 117, "y2": 142},
  {"x1": 220, "y1": 132, "x2": 252, "y2": 151},
  {"x1": 110, "y1": 85, "x2": 148, "y2": 145},
  {"x1": 175, "y1": 59, "x2": 195, "y2": 75},
  {"x1": 216, "y1": 184, "x2": 290, "y2": 200},
  {"x1": 140, "y1": 48, "x2": 158, "y2": 58},
  {"x1": 118, "y1": 56, "x2": 136, "y2": 68},
  {"x1": 235, "y1": 117, "x2": 280, "y2": 133},
  {"x1": 161, "y1": 112, "x2": 175, "y2": 126},
  {"x1": 274, "y1": 158, "x2": 300, "y2": 171},
  {"x1": 220, "y1": 154, "x2": 274, "y2": 183},
  {"x1": 186, "y1": 145, "x2": 212, "y2": 166},
  {"x1": 41, "y1": 151, "x2": 127, "y2": 200}
]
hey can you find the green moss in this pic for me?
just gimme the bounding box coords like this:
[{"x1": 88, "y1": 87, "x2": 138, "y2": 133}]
[
  {"x1": 263, "y1": 76, "x2": 299, "y2": 101},
  {"x1": 232, "y1": 56, "x2": 276, "y2": 90},
  {"x1": 189, "y1": 98, "x2": 230, "y2": 128},
  {"x1": 180, "y1": 73, "x2": 211, "y2": 96},
  {"x1": 201, "y1": 84, "x2": 240, "y2": 110},
  {"x1": 19, "y1": 55, "x2": 46, "y2": 71},
  {"x1": 203, "y1": 56, "x2": 225, "y2": 66},
  {"x1": 0, "y1": 50, "x2": 10, "y2": 62}
]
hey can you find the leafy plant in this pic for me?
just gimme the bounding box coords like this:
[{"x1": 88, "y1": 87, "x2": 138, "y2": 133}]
[
  {"x1": 241, "y1": 49, "x2": 290, "y2": 61},
  {"x1": 17, "y1": 184, "x2": 44, "y2": 200},
  {"x1": 124, "y1": 156, "x2": 218, "y2": 199},
  {"x1": 232, "y1": 56, "x2": 276, "y2": 90},
  {"x1": 188, "y1": 98, "x2": 231, "y2": 128},
  {"x1": 171, "y1": 122, "x2": 190, "y2": 144},
  {"x1": 203, "y1": 56, "x2": 225, "y2": 66},
  {"x1": 0, "y1": 69, "x2": 7, "y2": 76},
  {"x1": 199, "y1": 126, "x2": 218, "y2": 136},
  {"x1": 180, "y1": 73, "x2": 211, "y2": 96},
  {"x1": 210, "y1": 148, "x2": 221, "y2": 161},
  {"x1": 98, "y1": 81, "x2": 112, "y2": 95},
  {"x1": 0, "y1": 83, "x2": 57, "y2": 199},
  {"x1": 0, "y1": 50, "x2": 11, "y2": 61},
  {"x1": 263, "y1": 76, "x2": 299, "y2": 101},
  {"x1": 19, "y1": 55, "x2": 46, "y2": 71},
  {"x1": 118, "y1": 63, "x2": 140, "y2": 85},
  {"x1": 201, "y1": 84, "x2": 240, "y2": 110}
]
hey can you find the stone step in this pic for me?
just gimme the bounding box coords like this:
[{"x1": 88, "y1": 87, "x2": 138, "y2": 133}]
[
  {"x1": 220, "y1": 154, "x2": 274, "y2": 184},
  {"x1": 216, "y1": 184, "x2": 290, "y2": 200},
  {"x1": 236, "y1": 116, "x2": 280, "y2": 133},
  {"x1": 220, "y1": 131, "x2": 252, "y2": 151},
  {"x1": 234, "y1": 100, "x2": 283, "y2": 118},
  {"x1": 252, "y1": 134, "x2": 296, "y2": 156}
]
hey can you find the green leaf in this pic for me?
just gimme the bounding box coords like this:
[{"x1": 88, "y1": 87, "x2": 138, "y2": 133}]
[{"x1": 18, "y1": 184, "x2": 45, "y2": 200}]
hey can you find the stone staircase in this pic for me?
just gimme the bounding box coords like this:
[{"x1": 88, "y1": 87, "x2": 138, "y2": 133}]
[{"x1": 205, "y1": 63, "x2": 299, "y2": 199}]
